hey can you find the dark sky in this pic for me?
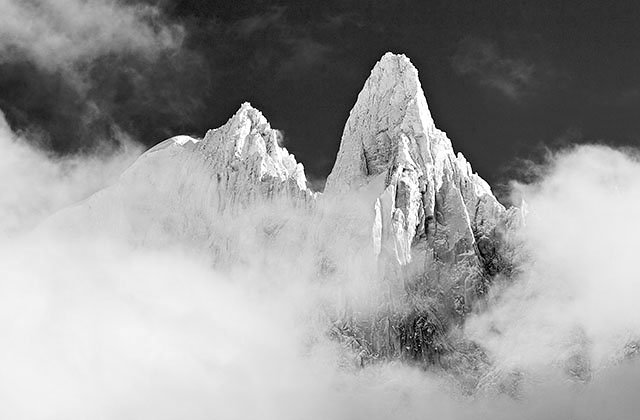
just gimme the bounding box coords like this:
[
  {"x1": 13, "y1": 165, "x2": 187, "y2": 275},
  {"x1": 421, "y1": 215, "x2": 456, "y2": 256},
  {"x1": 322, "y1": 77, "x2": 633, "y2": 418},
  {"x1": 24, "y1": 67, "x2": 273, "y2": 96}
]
[{"x1": 2, "y1": 0, "x2": 640, "y2": 192}]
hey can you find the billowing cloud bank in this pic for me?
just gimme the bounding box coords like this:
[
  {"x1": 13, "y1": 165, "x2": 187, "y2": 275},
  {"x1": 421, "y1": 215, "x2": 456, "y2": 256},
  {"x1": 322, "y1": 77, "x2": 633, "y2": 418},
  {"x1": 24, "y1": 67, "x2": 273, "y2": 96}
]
[
  {"x1": 2, "y1": 116, "x2": 640, "y2": 419},
  {"x1": 469, "y1": 145, "x2": 640, "y2": 371}
]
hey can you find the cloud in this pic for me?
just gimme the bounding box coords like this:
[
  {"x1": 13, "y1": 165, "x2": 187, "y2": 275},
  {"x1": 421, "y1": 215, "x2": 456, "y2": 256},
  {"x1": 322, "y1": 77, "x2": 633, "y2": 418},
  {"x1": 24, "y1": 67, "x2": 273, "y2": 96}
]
[
  {"x1": 0, "y1": 0, "x2": 210, "y2": 156},
  {"x1": 277, "y1": 37, "x2": 333, "y2": 77},
  {"x1": 0, "y1": 109, "x2": 143, "y2": 234},
  {"x1": 0, "y1": 0, "x2": 183, "y2": 75},
  {"x1": 230, "y1": 6, "x2": 335, "y2": 79},
  {"x1": 452, "y1": 38, "x2": 536, "y2": 100},
  {"x1": 468, "y1": 145, "x2": 640, "y2": 374},
  {"x1": 235, "y1": 6, "x2": 287, "y2": 38}
]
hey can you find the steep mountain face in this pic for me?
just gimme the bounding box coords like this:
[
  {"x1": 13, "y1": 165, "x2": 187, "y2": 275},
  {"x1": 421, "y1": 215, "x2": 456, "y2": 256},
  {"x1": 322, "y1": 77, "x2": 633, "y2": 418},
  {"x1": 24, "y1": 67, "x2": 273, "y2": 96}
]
[
  {"x1": 323, "y1": 53, "x2": 521, "y2": 366},
  {"x1": 47, "y1": 53, "x2": 520, "y2": 369},
  {"x1": 326, "y1": 53, "x2": 518, "y2": 312},
  {"x1": 194, "y1": 102, "x2": 312, "y2": 208}
]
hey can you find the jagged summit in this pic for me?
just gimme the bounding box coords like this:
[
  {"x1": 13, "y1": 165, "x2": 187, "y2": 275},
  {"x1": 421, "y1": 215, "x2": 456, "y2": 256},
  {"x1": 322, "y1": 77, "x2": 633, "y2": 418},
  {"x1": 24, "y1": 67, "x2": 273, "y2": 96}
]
[
  {"x1": 324, "y1": 53, "x2": 511, "y2": 287},
  {"x1": 325, "y1": 53, "x2": 436, "y2": 193},
  {"x1": 198, "y1": 102, "x2": 309, "y2": 192},
  {"x1": 316, "y1": 54, "x2": 520, "y2": 365},
  {"x1": 145, "y1": 102, "x2": 308, "y2": 193},
  {"x1": 44, "y1": 102, "x2": 313, "y2": 241}
]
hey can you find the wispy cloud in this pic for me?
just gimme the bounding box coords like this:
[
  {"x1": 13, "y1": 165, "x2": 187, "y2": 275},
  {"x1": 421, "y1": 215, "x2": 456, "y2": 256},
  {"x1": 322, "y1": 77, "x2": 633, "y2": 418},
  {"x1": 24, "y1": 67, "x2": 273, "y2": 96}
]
[
  {"x1": 452, "y1": 37, "x2": 537, "y2": 100},
  {"x1": 0, "y1": 0, "x2": 205, "y2": 155},
  {"x1": 277, "y1": 37, "x2": 333, "y2": 77},
  {"x1": 235, "y1": 6, "x2": 286, "y2": 38},
  {"x1": 0, "y1": 0, "x2": 183, "y2": 75},
  {"x1": 231, "y1": 6, "x2": 336, "y2": 79}
]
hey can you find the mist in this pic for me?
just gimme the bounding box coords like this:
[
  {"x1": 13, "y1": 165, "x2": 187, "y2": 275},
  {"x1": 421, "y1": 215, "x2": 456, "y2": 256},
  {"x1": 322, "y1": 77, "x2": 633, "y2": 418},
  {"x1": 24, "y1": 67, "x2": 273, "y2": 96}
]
[
  {"x1": 0, "y1": 110, "x2": 143, "y2": 234},
  {"x1": 2, "y1": 108, "x2": 640, "y2": 419},
  {"x1": 468, "y1": 145, "x2": 640, "y2": 372}
]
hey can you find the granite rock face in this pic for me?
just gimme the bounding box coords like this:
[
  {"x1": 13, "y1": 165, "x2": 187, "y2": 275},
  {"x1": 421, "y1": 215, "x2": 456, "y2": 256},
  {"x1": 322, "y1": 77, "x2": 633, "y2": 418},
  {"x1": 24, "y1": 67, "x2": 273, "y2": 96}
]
[{"x1": 326, "y1": 53, "x2": 518, "y2": 318}]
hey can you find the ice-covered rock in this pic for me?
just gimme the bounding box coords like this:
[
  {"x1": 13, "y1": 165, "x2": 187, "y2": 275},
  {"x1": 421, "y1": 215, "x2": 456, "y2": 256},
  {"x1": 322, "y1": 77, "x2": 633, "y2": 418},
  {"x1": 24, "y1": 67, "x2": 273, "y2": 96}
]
[
  {"x1": 193, "y1": 102, "x2": 312, "y2": 209},
  {"x1": 321, "y1": 54, "x2": 523, "y2": 366},
  {"x1": 325, "y1": 53, "x2": 516, "y2": 311}
]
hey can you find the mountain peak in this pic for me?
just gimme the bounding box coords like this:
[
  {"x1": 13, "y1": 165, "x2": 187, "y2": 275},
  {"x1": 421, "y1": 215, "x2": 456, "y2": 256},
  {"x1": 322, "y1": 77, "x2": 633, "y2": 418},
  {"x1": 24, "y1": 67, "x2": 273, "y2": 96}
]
[
  {"x1": 374, "y1": 52, "x2": 413, "y2": 70},
  {"x1": 372, "y1": 52, "x2": 420, "y2": 87},
  {"x1": 198, "y1": 103, "x2": 309, "y2": 194},
  {"x1": 207, "y1": 102, "x2": 270, "y2": 151},
  {"x1": 324, "y1": 53, "x2": 512, "y2": 301},
  {"x1": 234, "y1": 102, "x2": 268, "y2": 127},
  {"x1": 324, "y1": 53, "x2": 437, "y2": 194}
]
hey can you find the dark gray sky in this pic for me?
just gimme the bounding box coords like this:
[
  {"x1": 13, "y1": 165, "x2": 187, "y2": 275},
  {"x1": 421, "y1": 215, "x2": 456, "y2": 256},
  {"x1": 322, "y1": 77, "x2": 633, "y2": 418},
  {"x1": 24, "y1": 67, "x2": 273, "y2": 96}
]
[{"x1": 2, "y1": 0, "x2": 640, "y2": 192}]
